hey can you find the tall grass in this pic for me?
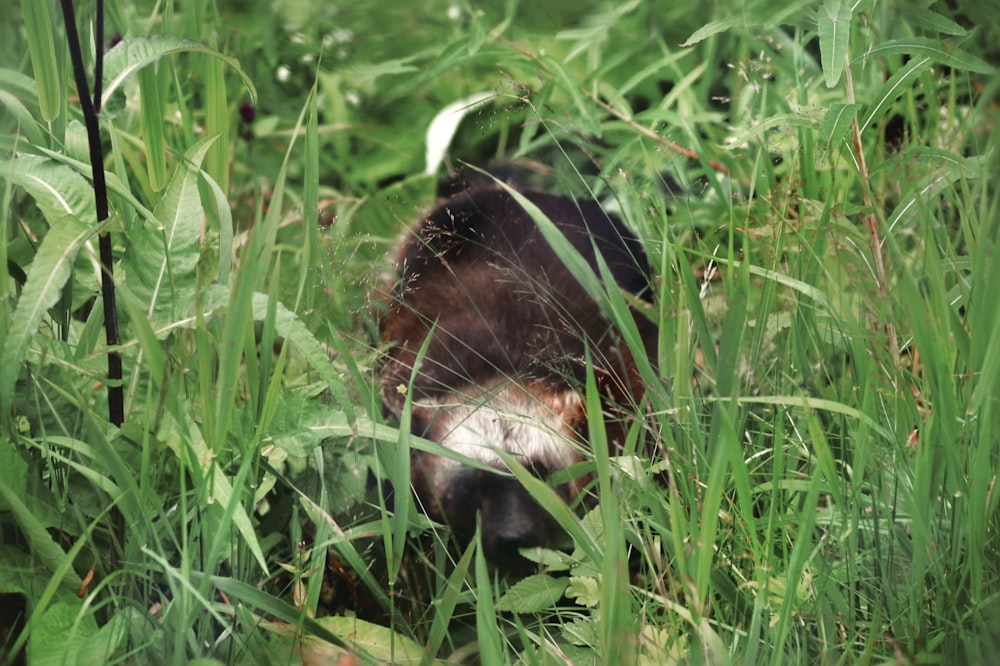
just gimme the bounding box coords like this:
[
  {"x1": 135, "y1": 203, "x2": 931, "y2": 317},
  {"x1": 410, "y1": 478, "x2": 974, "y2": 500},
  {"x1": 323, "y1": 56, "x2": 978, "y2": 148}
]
[{"x1": 2, "y1": 0, "x2": 998, "y2": 663}]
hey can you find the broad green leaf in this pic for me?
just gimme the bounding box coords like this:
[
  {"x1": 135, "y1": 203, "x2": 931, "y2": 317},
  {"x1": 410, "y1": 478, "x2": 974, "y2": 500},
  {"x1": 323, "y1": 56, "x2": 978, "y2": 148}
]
[
  {"x1": 21, "y1": 0, "x2": 60, "y2": 122},
  {"x1": 818, "y1": 0, "x2": 853, "y2": 88},
  {"x1": 31, "y1": 601, "x2": 127, "y2": 666},
  {"x1": 859, "y1": 37, "x2": 994, "y2": 74},
  {"x1": 566, "y1": 575, "x2": 602, "y2": 607},
  {"x1": 496, "y1": 574, "x2": 569, "y2": 613},
  {"x1": 0, "y1": 214, "x2": 94, "y2": 409},
  {"x1": 101, "y1": 35, "x2": 257, "y2": 110},
  {"x1": 261, "y1": 616, "x2": 426, "y2": 664},
  {"x1": 1, "y1": 155, "x2": 96, "y2": 226},
  {"x1": 124, "y1": 135, "x2": 216, "y2": 324}
]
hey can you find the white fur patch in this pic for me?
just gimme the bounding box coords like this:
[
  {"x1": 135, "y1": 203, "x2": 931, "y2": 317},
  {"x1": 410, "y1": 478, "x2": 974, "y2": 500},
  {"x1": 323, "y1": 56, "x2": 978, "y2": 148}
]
[{"x1": 415, "y1": 382, "x2": 584, "y2": 472}]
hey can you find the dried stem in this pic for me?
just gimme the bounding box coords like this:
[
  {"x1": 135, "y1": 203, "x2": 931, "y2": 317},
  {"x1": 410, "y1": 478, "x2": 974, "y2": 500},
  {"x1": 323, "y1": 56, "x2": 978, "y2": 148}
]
[{"x1": 844, "y1": 53, "x2": 900, "y2": 371}]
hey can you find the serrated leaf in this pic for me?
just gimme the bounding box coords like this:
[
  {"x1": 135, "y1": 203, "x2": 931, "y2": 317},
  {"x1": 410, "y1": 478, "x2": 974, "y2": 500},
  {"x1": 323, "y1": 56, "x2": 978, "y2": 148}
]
[
  {"x1": 124, "y1": 135, "x2": 216, "y2": 323},
  {"x1": 818, "y1": 0, "x2": 853, "y2": 88},
  {"x1": 561, "y1": 616, "x2": 599, "y2": 648},
  {"x1": 859, "y1": 37, "x2": 994, "y2": 75},
  {"x1": 495, "y1": 574, "x2": 569, "y2": 613},
  {"x1": 0, "y1": 214, "x2": 94, "y2": 409},
  {"x1": 100, "y1": 35, "x2": 257, "y2": 109},
  {"x1": 566, "y1": 575, "x2": 602, "y2": 607}
]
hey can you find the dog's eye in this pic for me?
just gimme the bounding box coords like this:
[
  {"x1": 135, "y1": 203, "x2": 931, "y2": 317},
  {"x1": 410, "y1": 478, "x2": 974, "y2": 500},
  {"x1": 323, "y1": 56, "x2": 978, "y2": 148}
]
[{"x1": 527, "y1": 462, "x2": 551, "y2": 480}]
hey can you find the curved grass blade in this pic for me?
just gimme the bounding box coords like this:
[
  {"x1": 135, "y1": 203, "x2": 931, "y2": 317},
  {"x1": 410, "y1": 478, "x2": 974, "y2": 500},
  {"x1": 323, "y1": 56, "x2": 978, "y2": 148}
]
[{"x1": 101, "y1": 35, "x2": 257, "y2": 110}]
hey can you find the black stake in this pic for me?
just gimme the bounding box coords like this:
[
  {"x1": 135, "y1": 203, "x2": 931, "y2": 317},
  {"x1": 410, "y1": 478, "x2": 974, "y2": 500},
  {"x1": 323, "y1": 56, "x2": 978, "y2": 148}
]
[{"x1": 60, "y1": 0, "x2": 124, "y2": 426}]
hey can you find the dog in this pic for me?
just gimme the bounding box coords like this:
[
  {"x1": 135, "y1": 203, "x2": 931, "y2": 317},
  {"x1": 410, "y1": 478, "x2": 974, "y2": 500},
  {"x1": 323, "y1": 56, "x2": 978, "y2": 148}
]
[{"x1": 376, "y1": 178, "x2": 657, "y2": 569}]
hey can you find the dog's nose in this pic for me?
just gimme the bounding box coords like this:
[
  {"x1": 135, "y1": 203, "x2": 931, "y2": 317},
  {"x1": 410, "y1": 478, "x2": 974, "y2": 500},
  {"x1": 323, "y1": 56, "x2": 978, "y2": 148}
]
[{"x1": 480, "y1": 477, "x2": 561, "y2": 565}]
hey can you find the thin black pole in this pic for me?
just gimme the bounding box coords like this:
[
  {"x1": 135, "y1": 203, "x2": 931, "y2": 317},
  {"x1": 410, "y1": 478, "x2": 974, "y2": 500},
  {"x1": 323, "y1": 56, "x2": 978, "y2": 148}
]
[{"x1": 60, "y1": 0, "x2": 124, "y2": 426}]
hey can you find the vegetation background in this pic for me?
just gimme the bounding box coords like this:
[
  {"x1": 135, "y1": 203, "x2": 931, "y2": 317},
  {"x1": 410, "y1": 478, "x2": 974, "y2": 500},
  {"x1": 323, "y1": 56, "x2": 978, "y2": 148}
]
[{"x1": 1, "y1": 0, "x2": 999, "y2": 663}]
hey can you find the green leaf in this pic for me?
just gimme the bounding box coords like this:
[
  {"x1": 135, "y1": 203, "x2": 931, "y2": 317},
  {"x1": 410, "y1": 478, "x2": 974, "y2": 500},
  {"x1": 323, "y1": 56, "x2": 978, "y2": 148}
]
[
  {"x1": 0, "y1": 447, "x2": 83, "y2": 591},
  {"x1": 496, "y1": 574, "x2": 569, "y2": 613},
  {"x1": 906, "y1": 6, "x2": 968, "y2": 36},
  {"x1": 817, "y1": 102, "x2": 858, "y2": 167},
  {"x1": 100, "y1": 35, "x2": 257, "y2": 110},
  {"x1": 566, "y1": 575, "x2": 602, "y2": 607},
  {"x1": 681, "y1": 17, "x2": 744, "y2": 47},
  {"x1": 818, "y1": 0, "x2": 853, "y2": 88},
  {"x1": 538, "y1": 55, "x2": 600, "y2": 136},
  {"x1": 0, "y1": 214, "x2": 94, "y2": 410},
  {"x1": 259, "y1": 617, "x2": 416, "y2": 664},
  {"x1": 859, "y1": 56, "x2": 932, "y2": 134},
  {"x1": 124, "y1": 135, "x2": 216, "y2": 324},
  {"x1": 0, "y1": 89, "x2": 45, "y2": 147},
  {"x1": 859, "y1": 37, "x2": 995, "y2": 74},
  {"x1": 341, "y1": 55, "x2": 420, "y2": 94},
  {"x1": 30, "y1": 601, "x2": 127, "y2": 665},
  {"x1": 881, "y1": 149, "x2": 985, "y2": 236},
  {"x1": 1, "y1": 155, "x2": 96, "y2": 226}
]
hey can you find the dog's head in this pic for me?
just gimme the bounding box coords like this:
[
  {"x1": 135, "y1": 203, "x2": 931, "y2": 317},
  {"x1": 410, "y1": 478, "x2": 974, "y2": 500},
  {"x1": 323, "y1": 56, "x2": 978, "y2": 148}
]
[
  {"x1": 375, "y1": 183, "x2": 655, "y2": 571},
  {"x1": 387, "y1": 377, "x2": 589, "y2": 564}
]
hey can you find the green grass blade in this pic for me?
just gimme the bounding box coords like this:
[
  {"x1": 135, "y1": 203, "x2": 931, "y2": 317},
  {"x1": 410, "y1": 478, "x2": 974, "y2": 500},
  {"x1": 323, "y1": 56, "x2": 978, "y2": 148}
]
[
  {"x1": 138, "y1": 64, "x2": 168, "y2": 191},
  {"x1": 474, "y1": 524, "x2": 504, "y2": 666},
  {"x1": 21, "y1": 0, "x2": 61, "y2": 122},
  {"x1": 203, "y1": 56, "x2": 229, "y2": 195}
]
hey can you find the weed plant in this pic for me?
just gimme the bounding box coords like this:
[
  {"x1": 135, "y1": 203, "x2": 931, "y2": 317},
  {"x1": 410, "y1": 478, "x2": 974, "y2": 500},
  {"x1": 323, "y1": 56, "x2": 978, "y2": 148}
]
[{"x1": 1, "y1": 0, "x2": 999, "y2": 664}]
